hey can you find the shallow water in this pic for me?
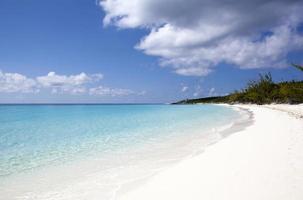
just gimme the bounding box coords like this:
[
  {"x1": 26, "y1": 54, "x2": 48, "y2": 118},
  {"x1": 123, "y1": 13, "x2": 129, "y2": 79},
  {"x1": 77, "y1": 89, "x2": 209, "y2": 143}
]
[{"x1": 0, "y1": 104, "x2": 247, "y2": 200}]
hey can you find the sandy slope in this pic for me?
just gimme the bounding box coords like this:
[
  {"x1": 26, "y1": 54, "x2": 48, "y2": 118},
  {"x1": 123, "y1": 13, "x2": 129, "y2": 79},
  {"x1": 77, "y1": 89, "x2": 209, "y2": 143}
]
[{"x1": 119, "y1": 105, "x2": 303, "y2": 200}]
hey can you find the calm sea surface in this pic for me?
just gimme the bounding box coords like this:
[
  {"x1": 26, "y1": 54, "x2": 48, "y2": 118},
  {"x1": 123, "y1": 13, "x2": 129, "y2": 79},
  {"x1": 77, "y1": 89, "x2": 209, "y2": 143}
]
[{"x1": 0, "y1": 104, "x2": 245, "y2": 199}]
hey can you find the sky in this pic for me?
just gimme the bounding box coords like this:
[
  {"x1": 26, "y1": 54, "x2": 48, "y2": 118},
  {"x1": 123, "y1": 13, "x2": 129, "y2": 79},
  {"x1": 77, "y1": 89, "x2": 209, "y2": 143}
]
[{"x1": 0, "y1": 0, "x2": 302, "y2": 103}]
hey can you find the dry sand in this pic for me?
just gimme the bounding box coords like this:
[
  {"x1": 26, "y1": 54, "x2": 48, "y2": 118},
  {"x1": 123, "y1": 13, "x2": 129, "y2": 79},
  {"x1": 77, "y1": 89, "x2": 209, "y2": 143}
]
[{"x1": 119, "y1": 104, "x2": 303, "y2": 200}]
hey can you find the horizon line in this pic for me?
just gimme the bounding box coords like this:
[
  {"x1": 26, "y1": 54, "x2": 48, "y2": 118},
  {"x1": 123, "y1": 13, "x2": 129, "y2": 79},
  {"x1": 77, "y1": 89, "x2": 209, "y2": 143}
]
[{"x1": 0, "y1": 103, "x2": 170, "y2": 105}]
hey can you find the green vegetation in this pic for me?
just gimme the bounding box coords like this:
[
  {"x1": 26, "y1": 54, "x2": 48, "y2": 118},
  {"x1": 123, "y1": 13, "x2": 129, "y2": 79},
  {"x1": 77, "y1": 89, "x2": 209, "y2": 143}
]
[
  {"x1": 292, "y1": 63, "x2": 303, "y2": 72},
  {"x1": 174, "y1": 64, "x2": 303, "y2": 105}
]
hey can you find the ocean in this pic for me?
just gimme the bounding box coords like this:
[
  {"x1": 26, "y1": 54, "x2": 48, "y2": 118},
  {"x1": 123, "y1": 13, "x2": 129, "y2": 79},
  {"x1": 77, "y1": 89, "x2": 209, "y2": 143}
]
[{"x1": 0, "y1": 104, "x2": 248, "y2": 200}]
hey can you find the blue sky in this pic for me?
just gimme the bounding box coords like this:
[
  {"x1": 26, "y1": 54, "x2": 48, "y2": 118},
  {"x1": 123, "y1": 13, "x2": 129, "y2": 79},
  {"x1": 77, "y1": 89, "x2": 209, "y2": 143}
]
[{"x1": 0, "y1": 0, "x2": 302, "y2": 103}]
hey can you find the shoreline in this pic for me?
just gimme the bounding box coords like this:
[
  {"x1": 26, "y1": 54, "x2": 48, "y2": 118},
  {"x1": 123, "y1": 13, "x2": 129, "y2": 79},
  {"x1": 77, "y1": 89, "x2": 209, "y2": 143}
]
[
  {"x1": 0, "y1": 104, "x2": 251, "y2": 200},
  {"x1": 216, "y1": 104, "x2": 254, "y2": 138},
  {"x1": 119, "y1": 104, "x2": 303, "y2": 200},
  {"x1": 115, "y1": 105, "x2": 254, "y2": 197}
]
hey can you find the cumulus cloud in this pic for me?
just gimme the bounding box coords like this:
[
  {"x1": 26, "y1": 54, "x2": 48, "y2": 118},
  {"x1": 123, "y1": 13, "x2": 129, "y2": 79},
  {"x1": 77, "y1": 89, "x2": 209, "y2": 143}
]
[
  {"x1": 89, "y1": 86, "x2": 136, "y2": 96},
  {"x1": 100, "y1": 0, "x2": 303, "y2": 76},
  {"x1": 37, "y1": 72, "x2": 102, "y2": 86},
  {"x1": 0, "y1": 71, "x2": 39, "y2": 93},
  {"x1": 50, "y1": 86, "x2": 87, "y2": 95},
  {"x1": 36, "y1": 72, "x2": 102, "y2": 94},
  {"x1": 0, "y1": 70, "x2": 138, "y2": 97}
]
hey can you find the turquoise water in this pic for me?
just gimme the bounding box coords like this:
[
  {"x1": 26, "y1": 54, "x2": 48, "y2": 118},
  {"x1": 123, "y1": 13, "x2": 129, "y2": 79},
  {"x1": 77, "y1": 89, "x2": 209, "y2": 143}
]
[
  {"x1": 0, "y1": 104, "x2": 244, "y2": 199},
  {"x1": 0, "y1": 104, "x2": 240, "y2": 177}
]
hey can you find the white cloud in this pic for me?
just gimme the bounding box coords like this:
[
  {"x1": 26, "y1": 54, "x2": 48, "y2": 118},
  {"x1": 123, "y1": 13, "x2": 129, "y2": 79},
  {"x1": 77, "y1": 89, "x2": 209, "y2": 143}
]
[
  {"x1": 56, "y1": 87, "x2": 87, "y2": 95},
  {"x1": 0, "y1": 70, "x2": 140, "y2": 97},
  {"x1": 36, "y1": 72, "x2": 103, "y2": 95},
  {"x1": 208, "y1": 87, "x2": 217, "y2": 97},
  {"x1": 0, "y1": 71, "x2": 39, "y2": 93},
  {"x1": 37, "y1": 72, "x2": 102, "y2": 87},
  {"x1": 181, "y1": 86, "x2": 188, "y2": 92},
  {"x1": 89, "y1": 86, "x2": 135, "y2": 97},
  {"x1": 100, "y1": 0, "x2": 303, "y2": 76},
  {"x1": 193, "y1": 85, "x2": 203, "y2": 97},
  {"x1": 175, "y1": 67, "x2": 212, "y2": 76}
]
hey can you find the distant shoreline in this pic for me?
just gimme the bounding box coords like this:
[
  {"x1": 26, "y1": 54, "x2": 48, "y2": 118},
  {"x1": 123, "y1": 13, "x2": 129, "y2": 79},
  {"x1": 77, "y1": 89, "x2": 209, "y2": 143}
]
[{"x1": 174, "y1": 74, "x2": 303, "y2": 105}]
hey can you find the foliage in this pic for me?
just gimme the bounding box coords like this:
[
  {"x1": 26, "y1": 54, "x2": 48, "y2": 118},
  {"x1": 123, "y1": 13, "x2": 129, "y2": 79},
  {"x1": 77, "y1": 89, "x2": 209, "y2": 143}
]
[
  {"x1": 175, "y1": 73, "x2": 303, "y2": 105},
  {"x1": 292, "y1": 63, "x2": 303, "y2": 72}
]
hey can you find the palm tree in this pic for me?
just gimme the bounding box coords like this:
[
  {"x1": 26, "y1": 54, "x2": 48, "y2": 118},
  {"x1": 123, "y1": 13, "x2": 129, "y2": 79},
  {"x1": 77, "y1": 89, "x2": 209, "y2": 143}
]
[{"x1": 291, "y1": 63, "x2": 303, "y2": 72}]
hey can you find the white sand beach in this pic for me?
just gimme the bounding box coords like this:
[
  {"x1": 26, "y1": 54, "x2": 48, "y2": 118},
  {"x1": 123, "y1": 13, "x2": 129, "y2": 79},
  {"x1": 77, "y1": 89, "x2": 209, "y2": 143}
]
[{"x1": 119, "y1": 104, "x2": 303, "y2": 200}]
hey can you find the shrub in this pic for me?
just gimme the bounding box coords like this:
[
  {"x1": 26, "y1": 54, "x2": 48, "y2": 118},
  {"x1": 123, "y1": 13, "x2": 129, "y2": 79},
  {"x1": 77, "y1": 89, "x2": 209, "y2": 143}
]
[{"x1": 175, "y1": 72, "x2": 303, "y2": 105}]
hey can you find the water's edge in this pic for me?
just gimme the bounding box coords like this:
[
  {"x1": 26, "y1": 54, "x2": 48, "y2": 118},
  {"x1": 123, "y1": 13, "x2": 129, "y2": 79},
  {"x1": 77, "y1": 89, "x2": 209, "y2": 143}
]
[
  {"x1": 115, "y1": 104, "x2": 254, "y2": 198},
  {"x1": 0, "y1": 104, "x2": 254, "y2": 200}
]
